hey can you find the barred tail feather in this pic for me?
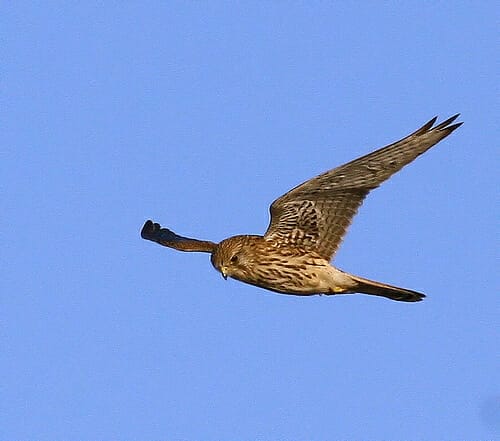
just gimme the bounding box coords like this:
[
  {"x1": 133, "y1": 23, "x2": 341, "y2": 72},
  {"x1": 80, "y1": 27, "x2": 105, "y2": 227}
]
[{"x1": 349, "y1": 274, "x2": 426, "y2": 302}]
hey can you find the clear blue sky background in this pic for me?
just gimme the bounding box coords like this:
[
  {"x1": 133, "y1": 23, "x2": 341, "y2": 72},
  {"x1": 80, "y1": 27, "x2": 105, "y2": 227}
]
[{"x1": 2, "y1": 2, "x2": 498, "y2": 440}]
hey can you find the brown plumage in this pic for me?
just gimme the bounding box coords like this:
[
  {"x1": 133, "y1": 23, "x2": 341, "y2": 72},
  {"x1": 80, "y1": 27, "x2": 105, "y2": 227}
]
[{"x1": 141, "y1": 115, "x2": 462, "y2": 302}]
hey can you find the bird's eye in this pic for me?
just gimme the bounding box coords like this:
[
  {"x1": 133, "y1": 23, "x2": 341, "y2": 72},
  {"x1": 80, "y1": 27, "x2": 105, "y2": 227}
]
[{"x1": 230, "y1": 255, "x2": 238, "y2": 263}]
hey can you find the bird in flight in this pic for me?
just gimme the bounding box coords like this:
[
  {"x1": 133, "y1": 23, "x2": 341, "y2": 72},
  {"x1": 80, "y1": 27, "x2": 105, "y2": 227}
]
[{"x1": 141, "y1": 115, "x2": 462, "y2": 302}]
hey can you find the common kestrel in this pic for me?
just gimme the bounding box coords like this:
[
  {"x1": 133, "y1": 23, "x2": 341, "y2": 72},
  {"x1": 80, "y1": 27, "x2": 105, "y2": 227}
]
[{"x1": 142, "y1": 115, "x2": 462, "y2": 302}]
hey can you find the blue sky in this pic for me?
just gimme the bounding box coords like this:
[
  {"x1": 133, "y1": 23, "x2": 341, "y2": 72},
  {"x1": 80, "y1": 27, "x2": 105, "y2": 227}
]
[{"x1": 2, "y1": 2, "x2": 498, "y2": 440}]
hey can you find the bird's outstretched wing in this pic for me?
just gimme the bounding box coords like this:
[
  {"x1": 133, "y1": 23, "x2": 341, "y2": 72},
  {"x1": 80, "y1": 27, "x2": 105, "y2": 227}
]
[
  {"x1": 264, "y1": 115, "x2": 462, "y2": 260},
  {"x1": 141, "y1": 220, "x2": 216, "y2": 253}
]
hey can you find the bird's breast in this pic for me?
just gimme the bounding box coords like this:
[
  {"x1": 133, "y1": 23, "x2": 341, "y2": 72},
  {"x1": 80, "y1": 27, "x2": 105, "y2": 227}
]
[{"x1": 232, "y1": 252, "x2": 333, "y2": 295}]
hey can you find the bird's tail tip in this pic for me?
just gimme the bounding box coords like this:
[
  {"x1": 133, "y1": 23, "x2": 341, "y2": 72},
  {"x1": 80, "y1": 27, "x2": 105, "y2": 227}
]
[{"x1": 349, "y1": 274, "x2": 426, "y2": 302}]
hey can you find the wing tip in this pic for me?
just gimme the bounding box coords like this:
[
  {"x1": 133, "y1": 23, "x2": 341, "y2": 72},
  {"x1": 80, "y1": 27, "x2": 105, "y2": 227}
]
[
  {"x1": 433, "y1": 113, "x2": 462, "y2": 131},
  {"x1": 141, "y1": 219, "x2": 156, "y2": 240},
  {"x1": 415, "y1": 113, "x2": 462, "y2": 136},
  {"x1": 141, "y1": 219, "x2": 217, "y2": 252},
  {"x1": 141, "y1": 219, "x2": 175, "y2": 242}
]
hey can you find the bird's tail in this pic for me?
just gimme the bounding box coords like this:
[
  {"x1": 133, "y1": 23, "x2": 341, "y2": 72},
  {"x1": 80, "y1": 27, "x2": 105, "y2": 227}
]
[{"x1": 348, "y1": 274, "x2": 425, "y2": 302}]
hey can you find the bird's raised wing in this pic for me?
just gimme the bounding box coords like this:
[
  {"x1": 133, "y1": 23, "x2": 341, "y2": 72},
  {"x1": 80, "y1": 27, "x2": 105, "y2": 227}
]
[
  {"x1": 264, "y1": 115, "x2": 462, "y2": 260},
  {"x1": 141, "y1": 220, "x2": 217, "y2": 253}
]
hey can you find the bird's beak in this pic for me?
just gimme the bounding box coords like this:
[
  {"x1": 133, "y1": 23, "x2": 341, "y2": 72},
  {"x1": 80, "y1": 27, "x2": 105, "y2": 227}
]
[{"x1": 221, "y1": 267, "x2": 228, "y2": 280}]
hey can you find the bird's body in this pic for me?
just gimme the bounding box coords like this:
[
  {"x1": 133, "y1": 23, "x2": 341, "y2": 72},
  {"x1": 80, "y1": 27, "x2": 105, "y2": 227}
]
[
  {"x1": 210, "y1": 235, "x2": 423, "y2": 301},
  {"x1": 142, "y1": 115, "x2": 462, "y2": 302},
  {"x1": 211, "y1": 235, "x2": 345, "y2": 295}
]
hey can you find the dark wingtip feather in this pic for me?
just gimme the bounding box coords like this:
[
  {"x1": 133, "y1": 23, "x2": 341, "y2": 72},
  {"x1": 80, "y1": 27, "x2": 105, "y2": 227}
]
[
  {"x1": 413, "y1": 116, "x2": 438, "y2": 136},
  {"x1": 434, "y1": 113, "x2": 461, "y2": 131},
  {"x1": 445, "y1": 122, "x2": 463, "y2": 133},
  {"x1": 141, "y1": 220, "x2": 156, "y2": 240},
  {"x1": 413, "y1": 114, "x2": 462, "y2": 137},
  {"x1": 427, "y1": 116, "x2": 439, "y2": 127},
  {"x1": 141, "y1": 219, "x2": 182, "y2": 243}
]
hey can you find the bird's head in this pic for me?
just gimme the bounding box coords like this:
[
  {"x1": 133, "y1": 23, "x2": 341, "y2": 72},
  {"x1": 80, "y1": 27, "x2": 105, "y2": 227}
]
[{"x1": 211, "y1": 235, "x2": 259, "y2": 280}]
